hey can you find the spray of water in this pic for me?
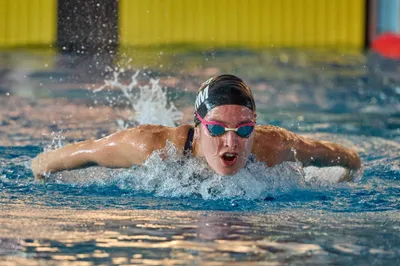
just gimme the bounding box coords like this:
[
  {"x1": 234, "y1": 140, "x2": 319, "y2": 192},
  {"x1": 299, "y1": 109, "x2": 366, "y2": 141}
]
[
  {"x1": 47, "y1": 141, "x2": 307, "y2": 200},
  {"x1": 93, "y1": 68, "x2": 183, "y2": 128},
  {"x1": 110, "y1": 142, "x2": 354, "y2": 199},
  {"x1": 44, "y1": 131, "x2": 65, "y2": 152},
  {"x1": 40, "y1": 70, "x2": 356, "y2": 199}
]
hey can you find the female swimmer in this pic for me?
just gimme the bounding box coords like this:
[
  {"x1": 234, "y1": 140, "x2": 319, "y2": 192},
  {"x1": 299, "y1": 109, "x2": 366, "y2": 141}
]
[{"x1": 32, "y1": 74, "x2": 361, "y2": 180}]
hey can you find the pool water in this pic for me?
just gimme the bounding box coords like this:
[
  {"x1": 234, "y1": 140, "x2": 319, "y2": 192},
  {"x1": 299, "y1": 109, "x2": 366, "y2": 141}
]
[{"x1": 0, "y1": 48, "x2": 399, "y2": 265}]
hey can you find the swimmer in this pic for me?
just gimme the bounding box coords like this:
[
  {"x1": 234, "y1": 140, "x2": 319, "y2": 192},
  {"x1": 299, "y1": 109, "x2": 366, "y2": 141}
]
[{"x1": 32, "y1": 74, "x2": 361, "y2": 180}]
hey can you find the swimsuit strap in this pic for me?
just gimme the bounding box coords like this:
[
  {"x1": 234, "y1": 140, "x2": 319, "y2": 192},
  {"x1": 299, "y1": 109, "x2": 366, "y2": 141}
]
[
  {"x1": 248, "y1": 154, "x2": 256, "y2": 163},
  {"x1": 183, "y1": 127, "x2": 195, "y2": 156},
  {"x1": 245, "y1": 154, "x2": 257, "y2": 168}
]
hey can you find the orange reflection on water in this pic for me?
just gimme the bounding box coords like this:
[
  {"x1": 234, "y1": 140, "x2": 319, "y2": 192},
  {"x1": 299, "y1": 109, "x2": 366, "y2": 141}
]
[{"x1": 4, "y1": 203, "x2": 393, "y2": 265}]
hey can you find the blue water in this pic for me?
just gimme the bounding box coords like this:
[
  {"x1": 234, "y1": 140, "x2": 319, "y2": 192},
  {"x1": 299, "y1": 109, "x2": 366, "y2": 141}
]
[{"x1": 0, "y1": 49, "x2": 399, "y2": 265}]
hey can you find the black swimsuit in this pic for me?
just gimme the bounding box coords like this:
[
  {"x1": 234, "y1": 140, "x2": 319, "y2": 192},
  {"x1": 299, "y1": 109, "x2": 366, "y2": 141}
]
[{"x1": 183, "y1": 127, "x2": 194, "y2": 156}]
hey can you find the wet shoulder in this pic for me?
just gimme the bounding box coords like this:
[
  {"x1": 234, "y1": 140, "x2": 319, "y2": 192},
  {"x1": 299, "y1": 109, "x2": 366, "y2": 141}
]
[
  {"x1": 123, "y1": 124, "x2": 192, "y2": 151},
  {"x1": 252, "y1": 125, "x2": 294, "y2": 166},
  {"x1": 255, "y1": 125, "x2": 296, "y2": 142},
  {"x1": 254, "y1": 125, "x2": 286, "y2": 148},
  {"x1": 168, "y1": 124, "x2": 193, "y2": 150}
]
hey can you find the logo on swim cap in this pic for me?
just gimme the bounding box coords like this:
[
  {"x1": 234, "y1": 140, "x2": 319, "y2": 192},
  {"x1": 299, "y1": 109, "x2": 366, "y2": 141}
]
[
  {"x1": 203, "y1": 76, "x2": 215, "y2": 86},
  {"x1": 195, "y1": 85, "x2": 209, "y2": 110},
  {"x1": 195, "y1": 76, "x2": 216, "y2": 110}
]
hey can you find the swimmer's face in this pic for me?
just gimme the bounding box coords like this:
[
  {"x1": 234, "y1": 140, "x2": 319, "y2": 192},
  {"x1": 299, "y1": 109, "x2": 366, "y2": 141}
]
[{"x1": 196, "y1": 105, "x2": 256, "y2": 175}]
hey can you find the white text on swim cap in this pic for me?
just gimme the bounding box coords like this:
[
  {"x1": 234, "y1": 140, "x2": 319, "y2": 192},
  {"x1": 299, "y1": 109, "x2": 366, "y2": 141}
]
[
  {"x1": 195, "y1": 85, "x2": 209, "y2": 110},
  {"x1": 203, "y1": 77, "x2": 214, "y2": 85}
]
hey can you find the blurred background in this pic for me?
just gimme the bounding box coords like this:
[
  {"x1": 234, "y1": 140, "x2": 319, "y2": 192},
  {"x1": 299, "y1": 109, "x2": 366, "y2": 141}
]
[
  {"x1": 0, "y1": 0, "x2": 399, "y2": 53},
  {"x1": 0, "y1": 0, "x2": 399, "y2": 145}
]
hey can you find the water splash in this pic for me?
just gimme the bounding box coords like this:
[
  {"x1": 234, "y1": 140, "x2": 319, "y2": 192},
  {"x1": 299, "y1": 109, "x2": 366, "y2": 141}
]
[
  {"x1": 304, "y1": 166, "x2": 355, "y2": 185},
  {"x1": 93, "y1": 68, "x2": 183, "y2": 128},
  {"x1": 42, "y1": 140, "x2": 357, "y2": 200},
  {"x1": 99, "y1": 142, "x2": 308, "y2": 200},
  {"x1": 44, "y1": 131, "x2": 65, "y2": 152}
]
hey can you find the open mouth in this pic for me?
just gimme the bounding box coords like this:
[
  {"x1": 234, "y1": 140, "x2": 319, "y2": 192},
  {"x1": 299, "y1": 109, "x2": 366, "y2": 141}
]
[{"x1": 221, "y1": 152, "x2": 238, "y2": 166}]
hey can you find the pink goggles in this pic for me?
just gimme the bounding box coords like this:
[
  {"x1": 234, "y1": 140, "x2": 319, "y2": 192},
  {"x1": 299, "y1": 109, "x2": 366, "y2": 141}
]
[{"x1": 196, "y1": 112, "x2": 255, "y2": 138}]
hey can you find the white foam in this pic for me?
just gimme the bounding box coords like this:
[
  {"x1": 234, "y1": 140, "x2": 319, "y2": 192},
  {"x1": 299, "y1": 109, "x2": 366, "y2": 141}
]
[
  {"x1": 93, "y1": 69, "x2": 183, "y2": 128},
  {"x1": 43, "y1": 139, "x2": 361, "y2": 199},
  {"x1": 110, "y1": 142, "x2": 308, "y2": 200}
]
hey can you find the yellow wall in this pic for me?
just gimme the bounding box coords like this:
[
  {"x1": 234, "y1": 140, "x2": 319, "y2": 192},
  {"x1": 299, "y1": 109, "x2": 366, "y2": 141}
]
[
  {"x1": 120, "y1": 0, "x2": 366, "y2": 49},
  {"x1": 0, "y1": 0, "x2": 366, "y2": 49},
  {"x1": 0, "y1": 0, "x2": 57, "y2": 47}
]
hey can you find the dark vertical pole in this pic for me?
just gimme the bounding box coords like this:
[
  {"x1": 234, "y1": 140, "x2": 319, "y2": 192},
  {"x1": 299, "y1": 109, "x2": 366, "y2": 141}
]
[
  {"x1": 57, "y1": 0, "x2": 119, "y2": 54},
  {"x1": 366, "y1": 0, "x2": 378, "y2": 49}
]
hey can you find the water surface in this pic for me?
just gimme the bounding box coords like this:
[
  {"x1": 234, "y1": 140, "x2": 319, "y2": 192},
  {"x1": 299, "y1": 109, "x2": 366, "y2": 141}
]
[{"x1": 0, "y1": 48, "x2": 399, "y2": 265}]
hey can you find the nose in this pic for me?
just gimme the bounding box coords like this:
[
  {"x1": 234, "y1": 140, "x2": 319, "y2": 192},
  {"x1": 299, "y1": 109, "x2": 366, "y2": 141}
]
[{"x1": 224, "y1": 131, "x2": 238, "y2": 148}]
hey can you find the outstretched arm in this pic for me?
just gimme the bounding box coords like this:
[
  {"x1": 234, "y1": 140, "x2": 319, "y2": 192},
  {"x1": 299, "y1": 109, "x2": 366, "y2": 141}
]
[
  {"x1": 254, "y1": 126, "x2": 361, "y2": 171},
  {"x1": 294, "y1": 138, "x2": 361, "y2": 170},
  {"x1": 31, "y1": 126, "x2": 162, "y2": 179}
]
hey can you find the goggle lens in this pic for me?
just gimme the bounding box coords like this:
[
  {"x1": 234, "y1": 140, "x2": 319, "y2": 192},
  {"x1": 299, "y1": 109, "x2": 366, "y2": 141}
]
[
  {"x1": 237, "y1": 125, "x2": 254, "y2": 138},
  {"x1": 207, "y1": 124, "x2": 226, "y2": 137},
  {"x1": 206, "y1": 124, "x2": 254, "y2": 138}
]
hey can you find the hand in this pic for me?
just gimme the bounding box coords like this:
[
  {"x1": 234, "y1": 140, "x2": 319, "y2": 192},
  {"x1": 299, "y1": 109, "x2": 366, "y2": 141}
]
[{"x1": 31, "y1": 154, "x2": 47, "y2": 179}]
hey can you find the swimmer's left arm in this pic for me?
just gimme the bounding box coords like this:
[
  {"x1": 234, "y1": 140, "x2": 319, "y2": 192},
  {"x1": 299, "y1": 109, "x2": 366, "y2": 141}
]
[
  {"x1": 292, "y1": 138, "x2": 361, "y2": 171},
  {"x1": 254, "y1": 126, "x2": 361, "y2": 172}
]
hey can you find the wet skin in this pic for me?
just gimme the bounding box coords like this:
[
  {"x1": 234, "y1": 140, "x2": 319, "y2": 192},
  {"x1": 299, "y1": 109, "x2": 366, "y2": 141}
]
[
  {"x1": 192, "y1": 105, "x2": 255, "y2": 175},
  {"x1": 32, "y1": 105, "x2": 361, "y2": 180}
]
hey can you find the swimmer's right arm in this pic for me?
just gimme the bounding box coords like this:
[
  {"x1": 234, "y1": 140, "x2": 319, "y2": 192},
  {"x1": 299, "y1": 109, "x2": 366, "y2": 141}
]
[{"x1": 31, "y1": 127, "x2": 159, "y2": 179}]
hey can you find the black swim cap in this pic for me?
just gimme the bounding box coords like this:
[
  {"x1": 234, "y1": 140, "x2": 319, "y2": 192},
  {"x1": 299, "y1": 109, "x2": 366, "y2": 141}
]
[{"x1": 194, "y1": 74, "x2": 256, "y2": 125}]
